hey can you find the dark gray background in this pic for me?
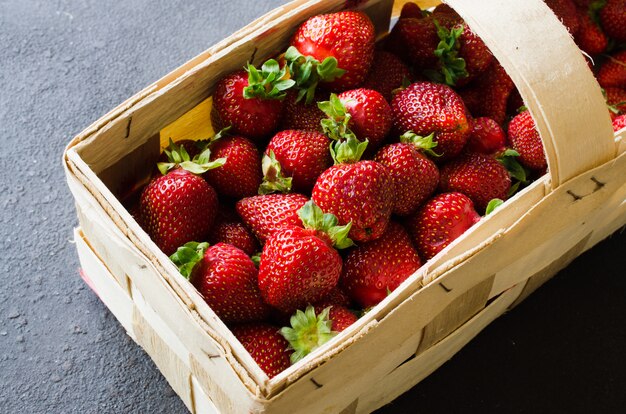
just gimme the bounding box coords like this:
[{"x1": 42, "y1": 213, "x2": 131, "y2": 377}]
[{"x1": 0, "y1": 0, "x2": 624, "y2": 413}]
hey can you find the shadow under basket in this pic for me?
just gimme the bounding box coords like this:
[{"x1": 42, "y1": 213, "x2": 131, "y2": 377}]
[{"x1": 64, "y1": 0, "x2": 626, "y2": 412}]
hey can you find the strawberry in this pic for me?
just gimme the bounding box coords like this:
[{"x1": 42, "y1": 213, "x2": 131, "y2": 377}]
[
  {"x1": 406, "y1": 192, "x2": 481, "y2": 260},
  {"x1": 170, "y1": 242, "x2": 269, "y2": 323},
  {"x1": 208, "y1": 209, "x2": 259, "y2": 256},
  {"x1": 454, "y1": 23, "x2": 494, "y2": 84},
  {"x1": 279, "y1": 90, "x2": 327, "y2": 132},
  {"x1": 507, "y1": 110, "x2": 547, "y2": 171},
  {"x1": 212, "y1": 60, "x2": 294, "y2": 140},
  {"x1": 373, "y1": 132, "x2": 440, "y2": 216},
  {"x1": 341, "y1": 221, "x2": 422, "y2": 308},
  {"x1": 140, "y1": 142, "x2": 223, "y2": 255},
  {"x1": 231, "y1": 323, "x2": 291, "y2": 378},
  {"x1": 312, "y1": 135, "x2": 394, "y2": 242},
  {"x1": 400, "y1": 2, "x2": 425, "y2": 19},
  {"x1": 545, "y1": 0, "x2": 581, "y2": 35},
  {"x1": 466, "y1": 117, "x2": 507, "y2": 155},
  {"x1": 312, "y1": 303, "x2": 357, "y2": 332},
  {"x1": 321, "y1": 287, "x2": 352, "y2": 308},
  {"x1": 236, "y1": 193, "x2": 309, "y2": 244},
  {"x1": 575, "y1": 10, "x2": 608, "y2": 55},
  {"x1": 613, "y1": 113, "x2": 626, "y2": 131},
  {"x1": 318, "y1": 91, "x2": 392, "y2": 155},
  {"x1": 288, "y1": 11, "x2": 375, "y2": 93},
  {"x1": 428, "y1": 21, "x2": 493, "y2": 87},
  {"x1": 439, "y1": 152, "x2": 512, "y2": 213},
  {"x1": 261, "y1": 130, "x2": 332, "y2": 194},
  {"x1": 385, "y1": 15, "x2": 439, "y2": 69},
  {"x1": 362, "y1": 50, "x2": 412, "y2": 103},
  {"x1": 202, "y1": 131, "x2": 262, "y2": 199},
  {"x1": 599, "y1": 0, "x2": 626, "y2": 42},
  {"x1": 258, "y1": 201, "x2": 352, "y2": 313},
  {"x1": 604, "y1": 86, "x2": 626, "y2": 117},
  {"x1": 597, "y1": 51, "x2": 626, "y2": 89},
  {"x1": 432, "y1": 4, "x2": 463, "y2": 22},
  {"x1": 391, "y1": 81, "x2": 471, "y2": 161},
  {"x1": 280, "y1": 305, "x2": 357, "y2": 364},
  {"x1": 459, "y1": 62, "x2": 515, "y2": 125}
]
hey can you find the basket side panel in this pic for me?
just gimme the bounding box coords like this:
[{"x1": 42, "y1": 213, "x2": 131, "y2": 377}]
[
  {"x1": 354, "y1": 282, "x2": 526, "y2": 414},
  {"x1": 74, "y1": 228, "x2": 135, "y2": 339}
]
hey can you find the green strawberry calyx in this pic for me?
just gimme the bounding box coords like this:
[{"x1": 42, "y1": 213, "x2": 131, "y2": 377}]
[
  {"x1": 318, "y1": 93, "x2": 357, "y2": 142},
  {"x1": 496, "y1": 148, "x2": 529, "y2": 197},
  {"x1": 485, "y1": 198, "x2": 504, "y2": 216},
  {"x1": 318, "y1": 94, "x2": 369, "y2": 164},
  {"x1": 169, "y1": 241, "x2": 209, "y2": 280},
  {"x1": 284, "y1": 46, "x2": 345, "y2": 104},
  {"x1": 399, "y1": 131, "x2": 441, "y2": 157},
  {"x1": 258, "y1": 150, "x2": 293, "y2": 195},
  {"x1": 425, "y1": 20, "x2": 468, "y2": 87},
  {"x1": 280, "y1": 305, "x2": 337, "y2": 364},
  {"x1": 157, "y1": 138, "x2": 226, "y2": 175},
  {"x1": 298, "y1": 200, "x2": 354, "y2": 249},
  {"x1": 243, "y1": 59, "x2": 296, "y2": 100}
]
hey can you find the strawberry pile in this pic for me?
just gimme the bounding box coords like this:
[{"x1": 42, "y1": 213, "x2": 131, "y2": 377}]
[
  {"x1": 545, "y1": 0, "x2": 626, "y2": 131},
  {"x1": 129, "y1": 5, "x2": 556, "y2": 379}
]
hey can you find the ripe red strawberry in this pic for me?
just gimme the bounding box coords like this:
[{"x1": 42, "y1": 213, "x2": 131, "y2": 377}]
[
  {"x1": 312, "y1": 303, "x2": 357, "y2": 332},
  {"x1": 613, "y1": 114, "x2": 626, "y2": 131},
  {"x1": 599, "y1": 0, "x2": 626, "y2": 42},
  {"x1": 454, "y1": 23, "x2": 494, "y2": 85},
  {"x1": 139, "y1": 169, "x2": 218, "y2": 255},
  {"x1": 171, "y1": 242, "x2": 269, "y2": 323},
  {"x1": 545, "y1": 0, "x2": 581, "y2": 35},
  {"x1": 231, "y1": 323, "x2": 291, "y2": 378},
  {"x1": 466, "y1": 117, "x2": 507, "y2": 155},
  {"x1": 236, "y1": 193, "x2": 309, "y2": 243},
  {"x1": 604, "y1": 86, "x2": 626, "y2": 117},
  {"x1": 258, "y1": 201, "x2": 352, "y2": 313},
  {"x1": 575, "y1": 11, "x2": 608, "y2": 55},
  {"x1": 279, "y1": 90, "x2": 327, "y2": 132},
  {"x1": 319, "y1": 90, "x2": 392, "y2": 155},
  {"x1": 203, "y1": 134, "x2": 262, "y2": 199},
  {"x1": 399, "y1": 2, "x2": 425, "y2": 19},
  {"x1": 313, "y1": 160, "x2": 394, "y2": 242},
  {"x1": 212, "y1": 71, "x2": 282, "y2": 140},
  {"x1": 373, "y1": 132, "x2": 440, "y2": 216},
  {"x1": 432, "y1": 4, "x2": 463, "y2": 22},
  {"x1": 362, "y1": 50, "x2": 411, "y2": 102},
  {"x1": 321, "y1": 287, "x2": 352, "y2": 308},
  {"x1": 407, "y1": 192, "x2": 481, "y2": 260},
  {"x1": 508, "y1": 110, "x2": 547, "y2": 171},
  {"x1": 440, "y1": 152, "x2": 512, "y2": 213},
  {"x1": 385, "y1": 15, "x2": 439, "y2": 69},
  {"x1": 597, "y1": 51, "x2": 626, "y2": 89},
  {"x1": 459, "y1": 62, "x2": 515, "y2": 125},
  {"x1": 341, "y1": 221, "x2": 422, "y2": 308},
  {"x1": 289, "y1": 11, "x2": 375, "y2": 91},
  {"x1": 261, "y1": 130, "x2": 332, "y2": 193},
  {"x1": 208, "y1": 209, "x2": 259, "y2": 256},
  {"x1": 391, "y1": 81, "x2": 471, "y2": 160}
]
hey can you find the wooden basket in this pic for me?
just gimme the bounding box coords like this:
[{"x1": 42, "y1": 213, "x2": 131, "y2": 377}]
[{"x1": 63, "y1": 0, "x2": 626, "y2": 412}]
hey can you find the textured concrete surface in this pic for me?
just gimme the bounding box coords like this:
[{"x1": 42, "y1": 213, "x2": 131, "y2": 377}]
[{"x1": 0, "y1": 0, "x2": 624, "y2": 413}]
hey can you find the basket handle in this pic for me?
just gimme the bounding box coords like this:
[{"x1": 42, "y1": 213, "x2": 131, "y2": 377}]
[{"x1": 443, "y1": 0, "x2": 615, "y2": 189}]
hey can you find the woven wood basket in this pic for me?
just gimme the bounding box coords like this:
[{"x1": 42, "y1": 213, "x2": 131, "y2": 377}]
[{"x1": 63, "y1": 0, "x2": 626, "y2": 412}]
